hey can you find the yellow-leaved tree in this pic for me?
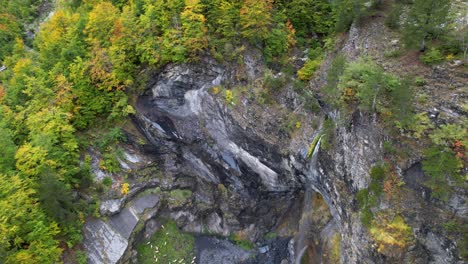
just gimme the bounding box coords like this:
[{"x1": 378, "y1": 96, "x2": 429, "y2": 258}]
[{"x1": 0, "y1": 174, "x2": 62, "y2": 263}]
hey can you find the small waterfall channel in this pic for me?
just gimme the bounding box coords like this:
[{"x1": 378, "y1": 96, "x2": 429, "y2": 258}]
[{"x1": 295, "y1": 136, "x2": 322, "y2": 264}]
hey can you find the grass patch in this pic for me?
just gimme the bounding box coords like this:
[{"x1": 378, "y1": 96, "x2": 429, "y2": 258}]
[
  {"x1": 137, "y1": 220, "x2": 195, "y2": 264},
  {"x1": 168, "y1": 189, "x2": 192, "y2": 208},
  {"x1": 329, "y1": 233, "x2": 341, "y2": 263},
  {"x1": 264, "y1": 232, "x2": 277, "y2": 240},
  {"x1": 229, "y1": 232, "x2": 254, "y2": 250},
  {"x1": 384, "y1": 49, "x2": 403, "y2": 58}
]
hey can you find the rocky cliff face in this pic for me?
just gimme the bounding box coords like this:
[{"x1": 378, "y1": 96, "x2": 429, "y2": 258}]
[{"x1": 82, "y1": 15, "x2": 466, "y2": 264}]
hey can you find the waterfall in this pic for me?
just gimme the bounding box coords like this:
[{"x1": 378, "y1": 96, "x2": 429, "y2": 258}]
[{"x1": 295, "y1": 136, "x2": 322, "y2": 264}]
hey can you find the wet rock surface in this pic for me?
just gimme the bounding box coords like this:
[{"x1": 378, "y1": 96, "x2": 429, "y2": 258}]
[{"x1": 195, "y1": 236, "x2": 251, "y2": 264}]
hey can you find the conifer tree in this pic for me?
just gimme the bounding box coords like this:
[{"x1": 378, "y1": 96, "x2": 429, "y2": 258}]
[{"x1": 404, "y1": 0, "x2": 451, "y2": 51}]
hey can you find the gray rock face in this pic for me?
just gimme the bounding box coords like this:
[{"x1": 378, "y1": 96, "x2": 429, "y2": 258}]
[
  {"x1": 83, "y1": 219, "x2": 128, "y2": 264},
  {"x1": 100, "y1": 199, "x2": 123, "y2": 216},
  {"x1": 82, "y1": 20, "x2": 465, "y2": 263},
  {"x1": 83, "y1": 194, "x2": 160, "y2": 264},
  {"x1": 195, "y1": 236, "x2": 251, "y2": 264},
  {"x1": 131, "y1": 57, "x2": 358, "y2": 263}
]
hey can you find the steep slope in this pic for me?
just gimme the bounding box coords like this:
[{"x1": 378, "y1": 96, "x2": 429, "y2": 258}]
[{"x1": 82, "y1": 12, "x2": 466, "y2": 264}]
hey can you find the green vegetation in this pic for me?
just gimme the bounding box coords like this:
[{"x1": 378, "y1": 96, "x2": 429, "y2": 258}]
[
  {"x1": 385, "y1": 2, "x2": 403, "y2": 29},
  {"x1": 102, "y1": 176, "x2": 113, "y2": 187},
  {"x1": 420, "y1": 48, "x2": 444, "y2": 65},
  {"x1": 0, "y1": 174, "x2": 62, "y2": 263},
  {"x1": 264, "y1": 232, "x2": 277, "y2": 240},
  {"x1": 298, "y1": 46, "x2": 324, "y2": 81},
  {"x1": 0, "y1": 0, "x2": 44, "y2": 59},
  {"x1": 403, "y1": 0, "x2": 451, "y2": 51},
  {"x1": 168, "y1": 189, "x2": 193, "y2": 208},
  {"x1": 229, "y1": 232, "x2": 254, "y2": 250},
  {"x1": 420, "y1": 122, "x2": 466, "y2": 200},
  {"x1": 75, "y1": 250, "x2": 87, "y2": 264},
  {"x1": 324, "y1": 53, "x2": 347, "y2": 107},
  {"x1": 137, "y1": 220, "x2": 195, "y2": 264},
  {"x1": 443, "y1": 220, "x2": 468, "y2": 260},
  {"x1": 329, "y1": 233, "x2": 341, "y2": 263},
  {"x1": 320, "y1": 118, "x2": 335, "y2": 150},
  {"x1": 324, "y1": 57, "x2": 415, "y2": 131},
  {"x1": 397, "y1": 0, "x2": 467, "y2": 63},
  {"x1": 0, "y1": 0, "x2": 462, "y2": 261},
  {"x1": 357, "y1": 163, "x2": 388, "y2": 227},
  {"x1": 307, "y1": 134, "x2": 322, "y2": 158}
]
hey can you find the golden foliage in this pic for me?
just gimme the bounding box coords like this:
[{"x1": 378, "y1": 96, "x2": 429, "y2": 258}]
[
  {"x1": 121, "y1": 182, "x2": 129, "y2": 195},
  {"x1": 370, "y1": 214, "x2": 413, "y2": 258}
]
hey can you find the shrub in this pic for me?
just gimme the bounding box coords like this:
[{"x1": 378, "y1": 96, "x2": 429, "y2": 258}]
[
  {"x1": 320, "y1": 118, "x2": 335, "y2": 150},
  {"x1": 414, "y1": 76, "x2": 426, "y2": 86},
  {"x1": 308, "y1": 46, "x2": 323, "y2": 60},
  {"x1": 370, "y1": 214, "x2": 413, "y2": 257},
  {"x1": 225, "y1": 89, "x2": 234, "y2": 105},
  {"x1": 121, "y1": 183, "x2": 129, "y2": 195},
  {"x1": 264, "y1": 25, "x2": 290, "y2": 63},
  {"x1": 420, "y1": 48, "x2": 444, "y2": 65},
  {"x1": 384, "y1": 49, "x2": 403, "y2": 58},
  {"x1": 357, "y1": 189, "x2": 375, "y2": 228},
  {"x1": 385, "y1": 3, "x2": 402, "y2": 29},
  {"x1": 430, "y1": 124, "x2": 467, "y2": 147},
  {"x1": 397, "y1": 112, "x2": 433, "y2": 139},
  {"x1": 102, "y1": 177, "x2": 112, "y2": 187},
  {"x1": 293, "y1": 79, "x2": 307, "y2": 92},
  {"x1": 229, "y1": 232, "x2": 254, "y2": 250},
  {"x1": 356, "y1": 163, "x2": 393, "y2": 227},
  {"x1": 383, "y1": 141, "x2": 396, "y2": 155},
  {"x1": 263, "y1": 71, "x2": 286, "y2": 92},
  {"x1": 370, "y1": 164, "x2": 386, "y2": 182},
  {"x1": 422, "y1": 146, "x2": 463, "y2": 200},
  {"x1": 100, "y1": 152, "x2": 121, "y2": 173},
  {"x1": 97, "y1": 127, "x2": 126, "y2": 150},
  {"x1": 298, "y1": 58, "x2": 322, "y2": 81},
  {"x1": 76, "y1": 250, "x2": 87, "y2": 264}
]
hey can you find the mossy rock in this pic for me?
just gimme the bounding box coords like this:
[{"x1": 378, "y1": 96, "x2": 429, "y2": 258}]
[{"x1": 167, "y1": 189, "x2": 193, "y2": 208}]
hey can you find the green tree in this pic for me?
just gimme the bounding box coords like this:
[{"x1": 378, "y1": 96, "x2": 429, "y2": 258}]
[
  {"x1": 422, "y1": 146, "x2": 462, "y2": 200},
  {"x1": 38, "y1": 173, "x2": 77, "y2": 225},
  {"x1": 264, "y1": 22, "x2": 289, "y2": 62},
  {"x1": 404, "y1": 0, "x2": 451, "y2": 50},
  {"x1": 283, "y1": 0, "x2": 334, "y2": 38},
  {"x1": 0, "y1": 14, "x2": 22, "y2": 60},
  {"x1": 240, "y1": 0, "x2": 273, "y2": 43},
  {"x1": 201, "y1": 0, "x2": 241, "y2": 41},
  {"x1": 85, "y1": 2, "x2": 120, "y2": 47},
  {"x1": 181, "y1": 0, "x2": 208, "y2": 57},
  {"x1": 0, "y1": 174, "x2": 62, "y2": 263},
  {"x1": 333, "y1": 0, "x2": 366, "y2": 32},
  {"x1": 35, "y1": 10, "x2": 85, "y2": 71},
  {"x1": 0, "y1": 120, "x2": 17, "y2": 174}
]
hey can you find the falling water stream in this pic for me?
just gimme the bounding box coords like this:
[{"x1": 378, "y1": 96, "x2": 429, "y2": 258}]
[{"x1": 295, "y1": 136, "x2": 322, "y2": 264}]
